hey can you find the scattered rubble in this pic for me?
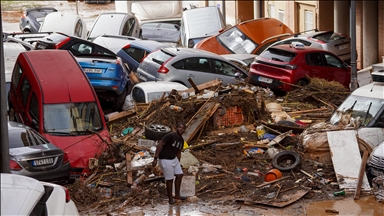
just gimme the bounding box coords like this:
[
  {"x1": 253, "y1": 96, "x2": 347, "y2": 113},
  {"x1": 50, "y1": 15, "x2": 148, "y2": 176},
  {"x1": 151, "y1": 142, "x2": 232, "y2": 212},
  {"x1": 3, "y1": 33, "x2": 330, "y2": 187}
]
[{"x1": 66, "y1": 77, "x2": 379, "y2": 214}]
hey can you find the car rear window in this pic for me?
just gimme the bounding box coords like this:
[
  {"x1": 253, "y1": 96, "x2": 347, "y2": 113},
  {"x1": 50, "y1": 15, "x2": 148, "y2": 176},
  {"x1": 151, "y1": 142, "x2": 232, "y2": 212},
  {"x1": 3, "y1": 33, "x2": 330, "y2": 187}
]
[
  {"x1": 9, "y1": 128, "x2": 49, "y2": 148},
  {"x1": 260, "y1": 47, "x2": 296, "y2": 62},
  {"x1": 312, "y1": 31, "x2": 346, "y2": 42},
  {"x1": 147, "y1": 49, "x2": 173, "y2": 65}
]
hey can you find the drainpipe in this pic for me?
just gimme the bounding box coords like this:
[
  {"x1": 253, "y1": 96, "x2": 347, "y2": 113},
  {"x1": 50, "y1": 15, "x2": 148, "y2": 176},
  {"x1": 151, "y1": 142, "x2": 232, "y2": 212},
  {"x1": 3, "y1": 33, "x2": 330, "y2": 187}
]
[
  {"x1": 350, "y1": 0, "x2": 358, "y2": 91},
  {"x1": 0, "y1": 4, "x2": 10, "y2": 173},
  {"x1": 222, "y1": 0, "x2": 226, "y2": 25}
]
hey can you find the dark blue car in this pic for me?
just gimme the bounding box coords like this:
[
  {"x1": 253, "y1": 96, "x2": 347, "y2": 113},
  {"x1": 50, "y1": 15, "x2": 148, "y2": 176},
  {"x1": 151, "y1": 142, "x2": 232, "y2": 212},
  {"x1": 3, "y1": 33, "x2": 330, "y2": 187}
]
[
  {"x1": 19, "y1": 7, "x2": 57, "y2": 33},
  {"x1": 116, "y1": 40, "x2": 170, "y2": 72},
  {"x1": 77, "y1": 54, "x2": 131, "y2": 111}
]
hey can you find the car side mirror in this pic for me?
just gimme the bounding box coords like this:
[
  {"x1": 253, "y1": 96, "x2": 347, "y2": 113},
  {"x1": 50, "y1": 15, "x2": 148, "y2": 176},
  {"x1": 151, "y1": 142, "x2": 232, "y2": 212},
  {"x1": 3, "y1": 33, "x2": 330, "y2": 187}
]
[
  {"x1": 104, "y1": 115, "x2": 109, "y2": 123},
  {"x1": 234, "y1": 72, "x2": 242, "y2": 79}
]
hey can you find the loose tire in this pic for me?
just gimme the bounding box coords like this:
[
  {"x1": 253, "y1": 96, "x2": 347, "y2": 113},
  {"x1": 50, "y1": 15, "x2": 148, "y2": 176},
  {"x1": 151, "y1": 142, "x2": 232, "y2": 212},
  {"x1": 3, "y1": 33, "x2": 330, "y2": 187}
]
[
  {"x1": 145, "y1": 124, "x2": 171, "y2": 141},
  {"x1": 272, "y1": 151, "x2": 301, "y2": 172}
]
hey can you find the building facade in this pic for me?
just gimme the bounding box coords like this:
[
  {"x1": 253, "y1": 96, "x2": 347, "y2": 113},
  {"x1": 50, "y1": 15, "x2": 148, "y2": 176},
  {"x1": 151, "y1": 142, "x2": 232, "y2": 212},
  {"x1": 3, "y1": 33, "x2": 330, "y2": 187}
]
[{"x1": 203, "y1": 0, "x2": 383, "y2": 70}]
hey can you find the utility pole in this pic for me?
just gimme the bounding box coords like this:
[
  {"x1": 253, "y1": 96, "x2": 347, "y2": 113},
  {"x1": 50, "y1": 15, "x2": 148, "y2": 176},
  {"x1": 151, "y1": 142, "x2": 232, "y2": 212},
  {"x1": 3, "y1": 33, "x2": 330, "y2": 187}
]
[{"x1": 0, "y1": 2, "x2": 11, "y2": 173}]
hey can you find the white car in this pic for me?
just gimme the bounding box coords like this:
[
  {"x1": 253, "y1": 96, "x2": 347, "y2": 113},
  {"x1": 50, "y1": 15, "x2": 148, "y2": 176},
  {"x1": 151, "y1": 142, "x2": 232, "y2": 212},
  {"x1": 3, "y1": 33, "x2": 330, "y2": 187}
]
[
  {"x1": 1, "y1": 173, "x2": 79, "y2": 216},
  {"x1": 122, "y1": 81, "x2": 188, "y2": 110},
  {"x1": 39, "y1": 12, "x2": 88, "y2": 39}
]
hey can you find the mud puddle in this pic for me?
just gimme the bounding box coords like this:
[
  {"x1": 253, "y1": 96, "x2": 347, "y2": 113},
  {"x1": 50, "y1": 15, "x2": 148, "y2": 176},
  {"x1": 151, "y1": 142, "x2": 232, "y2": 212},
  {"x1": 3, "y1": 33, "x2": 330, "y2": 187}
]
[{"x1": 306, "y1": 195, "x2": 383, "y2": 216}]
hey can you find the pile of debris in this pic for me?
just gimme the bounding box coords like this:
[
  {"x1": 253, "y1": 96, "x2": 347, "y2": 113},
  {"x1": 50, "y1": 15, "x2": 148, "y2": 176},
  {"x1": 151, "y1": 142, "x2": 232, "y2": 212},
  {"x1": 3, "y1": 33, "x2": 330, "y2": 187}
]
[{"x1": 68, "y1": 78, "x2": 360, "y2": 214}]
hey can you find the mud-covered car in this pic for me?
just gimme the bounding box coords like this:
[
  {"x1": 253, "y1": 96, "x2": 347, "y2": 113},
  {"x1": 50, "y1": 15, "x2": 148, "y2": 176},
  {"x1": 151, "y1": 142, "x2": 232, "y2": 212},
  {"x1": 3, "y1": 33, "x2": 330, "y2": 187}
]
[{"x1": 367, "y1": 141, "x2": 384, "y2": 178}]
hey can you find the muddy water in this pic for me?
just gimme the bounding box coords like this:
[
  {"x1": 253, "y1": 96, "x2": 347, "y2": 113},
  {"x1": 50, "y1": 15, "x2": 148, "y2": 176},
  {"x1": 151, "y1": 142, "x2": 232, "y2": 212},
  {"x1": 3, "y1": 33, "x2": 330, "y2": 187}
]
[{"x1": 306, "y1": 195, "x2": 384, "y2": 216}]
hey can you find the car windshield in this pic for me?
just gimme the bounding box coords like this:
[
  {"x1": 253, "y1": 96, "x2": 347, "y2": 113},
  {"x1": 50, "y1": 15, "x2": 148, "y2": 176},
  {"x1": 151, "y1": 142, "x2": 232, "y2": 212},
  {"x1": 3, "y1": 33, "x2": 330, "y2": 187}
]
[
  {"x1": 217, "y1": 27, "x2": 257, "y2": 54},
  {"x1": 9, "y1": 128, "x2": 49, "y2": 148},
  {"x1": 329, "y1": 95, "x2": 384, "y2": 126},
  {"x1": 43, "y1": 102, "x2": 103, "y2": 134},
  {"x1": 259, "y1": 47, "x2": 296, "y2": 62}
]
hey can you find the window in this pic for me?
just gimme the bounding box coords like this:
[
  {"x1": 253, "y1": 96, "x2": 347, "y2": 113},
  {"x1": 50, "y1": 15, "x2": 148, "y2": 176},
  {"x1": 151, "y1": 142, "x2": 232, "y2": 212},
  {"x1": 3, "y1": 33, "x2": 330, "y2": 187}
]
[
  {"x1": 123, "y1": 47, "x2": 146, "y2": 63},
  {"x1": 304, "y1": 10, "x2": 314, "y2": 31},
  {"x1": 21, "y1": 78, "x2": 31, "y2": 107},
  {"x1": 29, "y1": 93, "x2": 39, "y2": 122},
  {"x1": 172, "y1": 60, "x2": 185, "y2": 70},
  {"x1": 74, "y1": 19, "x2": 83, "y2": 38},
  {"x1": 373, "y1": 110, "x2": 384, "y2": 127},
  {"x1": 269, "y1": 4, "x2": 276, "y2": 18},
  {"x1": 212, "y1": 59, "x2": 242, "y2": 77},
  {"x1": 12, "y1": 63, "x2": 23, "y2": 87},
  {"x1": 278, "y1": 10, "x2": 285, "y2": 23},
  {"x1": 184, "y1": 58, "x2": 210, "y2": 72},
  {"x1": 71, "y1": 43, "x2": 92, "y2": 55},
  {"x1": 260, "y1": 48, "x2": 296, "y2": 62},
  {"x1": 217, "y1": 27, "x2": 257, "y2": 54},
  {"x1": 324, "y1": 54, "x2": 343, "y2": 68},
  {"x1": 306, "y1": 53, "x2": 324, "y2": 66},
  {"x1": 131, "y1": 87, "x2": 145, "y2": 103},
  {"x1": 122, "y1": 18, "x2": 135, "y2": 36}
]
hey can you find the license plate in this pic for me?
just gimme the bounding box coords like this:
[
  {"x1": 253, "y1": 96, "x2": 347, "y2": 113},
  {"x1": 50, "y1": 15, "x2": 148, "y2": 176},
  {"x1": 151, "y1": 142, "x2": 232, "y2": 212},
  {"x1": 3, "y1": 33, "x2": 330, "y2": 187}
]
[
  {"x1": 337, "y1": 44, "x2": 349, "y2": 50},
  {"x1": 138, "y1": 74, "x2": 147, "y2": 81},
  {"x1": 258, "y1": 76, "x2": 273, "y2": 83},
  {"x1": 32, "y1": 158, "x2": 54, "y2": 166},
  {"x1": 84, "y1": 68, "x2": 103, "y2": 73}
]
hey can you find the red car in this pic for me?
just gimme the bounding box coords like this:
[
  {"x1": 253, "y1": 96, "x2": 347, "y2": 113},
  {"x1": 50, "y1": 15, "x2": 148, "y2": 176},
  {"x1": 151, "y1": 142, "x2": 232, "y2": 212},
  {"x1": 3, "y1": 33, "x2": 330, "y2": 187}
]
[
  {"x1": 249, "y1": 42, "x2": 351, "y2": 92},
  {"x1": 8, "y1": 50, "x2": 111, "y2": 179}
]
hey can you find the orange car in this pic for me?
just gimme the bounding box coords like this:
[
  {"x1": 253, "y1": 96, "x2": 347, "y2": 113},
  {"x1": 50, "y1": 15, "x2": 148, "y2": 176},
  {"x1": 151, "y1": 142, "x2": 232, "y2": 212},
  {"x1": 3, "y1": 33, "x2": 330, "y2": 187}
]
[{"x1": 195, "y1": 18, "x2": 293, "y2": 55}]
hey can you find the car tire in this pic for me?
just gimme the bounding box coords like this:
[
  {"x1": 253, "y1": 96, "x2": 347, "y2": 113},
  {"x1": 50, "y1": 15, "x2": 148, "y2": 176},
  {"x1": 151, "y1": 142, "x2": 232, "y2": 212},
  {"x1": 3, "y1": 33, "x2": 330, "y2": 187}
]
[
  {"x1": 272, "y1": 151, "x2": 301, "y2": 172},
  {"x1": 115, "y1": 85, "x2": 128, "y2": 111},
  {"x1": 296, "y1": 79, "x2": 308, "y2": 87},
  {"x1": 145, "y1": 123, "x2": 171, "y2": 141}
]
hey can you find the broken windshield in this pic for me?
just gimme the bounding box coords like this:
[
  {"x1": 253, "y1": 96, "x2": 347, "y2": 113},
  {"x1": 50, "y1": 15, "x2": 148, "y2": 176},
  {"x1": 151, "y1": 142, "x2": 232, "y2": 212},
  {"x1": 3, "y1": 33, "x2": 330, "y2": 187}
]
[
  {"x1": 43, "y1": 102, "x2": 103, "y2": 134},
  {"x1": 329, "y1": 95, "x2": 384, "y2": 126},
  {"x1": 217, "y1": 27, "x2": 257, "y2": 54}
]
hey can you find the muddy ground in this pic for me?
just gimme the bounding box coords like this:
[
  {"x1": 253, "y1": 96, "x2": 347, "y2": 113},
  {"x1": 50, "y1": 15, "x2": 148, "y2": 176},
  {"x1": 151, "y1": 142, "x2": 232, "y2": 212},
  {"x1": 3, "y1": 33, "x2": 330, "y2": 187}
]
[{"x1": 2, "y1": 2, "x2": 383, "y2": 215}]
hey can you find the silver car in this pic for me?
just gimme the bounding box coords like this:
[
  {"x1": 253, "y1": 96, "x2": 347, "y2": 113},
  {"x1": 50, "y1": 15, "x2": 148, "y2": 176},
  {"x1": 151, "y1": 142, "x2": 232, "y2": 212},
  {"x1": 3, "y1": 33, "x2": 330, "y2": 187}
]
[
  {"x1": 268, "y1": 30, "x2": 352, "y2": 64},
  {"x1": 8, "y1": 121, "x2": 70, "y2": 184},
  {"x1": 136, "y1": 48, "x2": 248, "y2": 88}
]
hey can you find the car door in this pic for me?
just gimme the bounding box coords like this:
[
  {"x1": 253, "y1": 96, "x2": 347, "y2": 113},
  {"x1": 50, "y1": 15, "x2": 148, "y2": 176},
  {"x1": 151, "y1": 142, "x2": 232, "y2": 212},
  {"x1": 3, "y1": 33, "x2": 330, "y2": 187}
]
[
  {"x1": 172, "y1": 57, "x2": 215, "y2": 87},
  {"x1": 122, "y1": 17, "x2": 140, "y2": 38},
  {"x1": 322, "y1": 53, "x2": 350, "y2": 87},
  {"x1": 305, "y1": 52, "x2": 330, "y2": 81},
  {"x1": 120, "y1": 46, "x2": 147, "y2": 72},
  {"x1": 210, "y1": 59, "x2": 247, "y2": 85}
]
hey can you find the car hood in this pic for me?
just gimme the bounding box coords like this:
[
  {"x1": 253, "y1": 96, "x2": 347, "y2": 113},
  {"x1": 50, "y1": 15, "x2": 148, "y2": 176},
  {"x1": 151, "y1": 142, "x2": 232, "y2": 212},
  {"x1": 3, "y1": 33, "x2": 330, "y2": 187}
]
[
  {"x1": 44, "y1": 130, "x2": 111, "y2": 169},
  {"x1": 195, "y1": 35, "x2": 231, "y2": 54}
]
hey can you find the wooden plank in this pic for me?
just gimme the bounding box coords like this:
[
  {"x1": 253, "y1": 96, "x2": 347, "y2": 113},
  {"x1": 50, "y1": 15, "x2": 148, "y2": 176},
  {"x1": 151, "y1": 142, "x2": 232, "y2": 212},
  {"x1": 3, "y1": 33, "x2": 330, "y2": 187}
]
[
  {"x1": 187, "y1": 78, "x2": 200, "y2": 94},
  {"x1": 107, "y1": 110, "x2": 136, "y2": 124},
  {"x1": 126, "y1": 153, "x2": 132, "y2": 184},
  {"x1": 354, "y1": 150, "x2": 368, "y2": 200},
  {"x1": 181, "y1": 79, "x2": 222, "y2": 94},
  {"x1": 182, "y1": 101, "x2": 218, "y2": 143},
  {"x1": 327, "y1": 130, "x2": 370, "y2": 191}
]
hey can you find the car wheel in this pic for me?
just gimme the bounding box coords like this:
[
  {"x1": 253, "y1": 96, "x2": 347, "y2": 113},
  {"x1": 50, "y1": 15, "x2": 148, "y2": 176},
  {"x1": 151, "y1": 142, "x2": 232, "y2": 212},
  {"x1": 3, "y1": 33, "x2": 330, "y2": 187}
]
[
  {"x1": 145, "y1": 123, "x2": 171, "y2": 140},
  {"x1": 272, "y1": 151, "x2": 301, "y2": 172},
  {"x1": 296, "y1": 79, "x2": 308, "y2": 87},
  {"x1": 115, "y1": 85, "x2": 128, "y2": 111}
]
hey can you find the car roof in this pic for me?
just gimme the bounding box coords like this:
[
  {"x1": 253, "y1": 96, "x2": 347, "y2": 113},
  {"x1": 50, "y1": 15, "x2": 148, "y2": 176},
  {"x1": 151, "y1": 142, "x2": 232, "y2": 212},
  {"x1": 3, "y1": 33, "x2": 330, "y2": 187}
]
[
  {"x1": 351, "y1": 82, "x2": 384, "y2": 99},
  {"x1": 130, "y1": 40, "x2": 169, "y2": 50},
  {"x1": 162, "y1": 47, "x2": 225, "y2": 59},
  {"x1": 22, "y1": 50, "x2": 96, "y2": 104},
  {"x1": 294, "y1": 30, "x2": 335, "y2": 38},
  {"x1": 8, "y1": 121, "x2": 31, "y2": 132},
  {"x1": 271, "y1": 44, "x2": 331, "y2": 54},
  {"x1": 1, "y1": 173, "x2": 45, "y2": 215},
  {"x1": 133, "y1": 81, "x2": 187, "y2": 93},
  {"x1": 221, "y1": 54, "x2": 257, "y2": 61}
]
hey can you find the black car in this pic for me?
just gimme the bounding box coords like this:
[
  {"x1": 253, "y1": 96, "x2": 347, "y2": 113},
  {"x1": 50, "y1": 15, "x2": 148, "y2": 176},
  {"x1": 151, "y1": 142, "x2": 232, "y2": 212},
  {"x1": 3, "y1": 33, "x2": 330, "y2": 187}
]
[
  {"x1": 8, "y1": 121, "x2": 70, "y2": 183},
  {"x1": 19, "y1": 7, "x2": 58, "y2": 33},
  {"x1": 35, "y1": 32, "x2": 116, "y2": 56}
]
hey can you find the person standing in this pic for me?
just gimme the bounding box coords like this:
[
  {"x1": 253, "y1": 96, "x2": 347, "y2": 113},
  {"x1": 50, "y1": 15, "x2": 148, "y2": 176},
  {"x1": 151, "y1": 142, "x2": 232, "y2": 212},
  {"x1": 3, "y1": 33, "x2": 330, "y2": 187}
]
[{"x1": 152, "y1": 123, "x2": 187, "y2": 204}]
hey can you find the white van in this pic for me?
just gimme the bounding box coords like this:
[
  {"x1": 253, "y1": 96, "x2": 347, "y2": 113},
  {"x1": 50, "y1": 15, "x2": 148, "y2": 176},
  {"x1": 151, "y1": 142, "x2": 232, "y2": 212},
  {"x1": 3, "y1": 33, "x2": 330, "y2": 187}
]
[
  {"x1": 115, "y1": 1, "x2": 183, "y2": 25},
  {"x1": 180, "y1": 6, "x2": 226, "y2": 48},
  {"x1": 39, "y1": 12, "x2": 87, "y2": 39}
]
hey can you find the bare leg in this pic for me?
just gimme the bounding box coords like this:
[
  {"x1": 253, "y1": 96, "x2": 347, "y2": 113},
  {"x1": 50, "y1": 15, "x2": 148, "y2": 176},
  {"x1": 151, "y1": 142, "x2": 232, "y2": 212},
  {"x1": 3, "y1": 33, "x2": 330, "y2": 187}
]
[
  {"x1": 166, "y1": 179, "x2": 174, "y2": 204},
  {"x1": 174, "y1": 174, "x2": 183, "y2": 199}
]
